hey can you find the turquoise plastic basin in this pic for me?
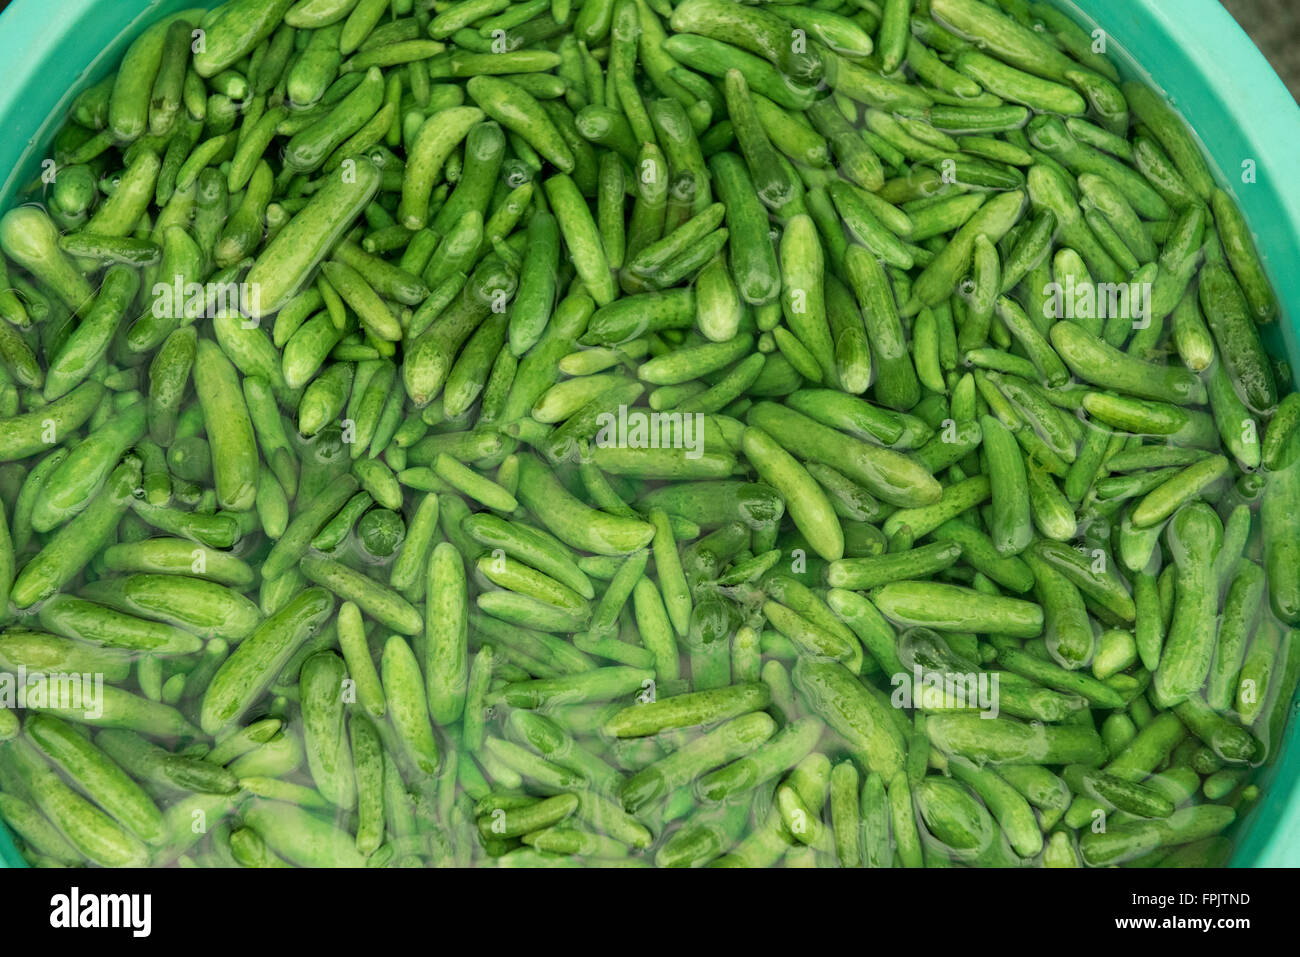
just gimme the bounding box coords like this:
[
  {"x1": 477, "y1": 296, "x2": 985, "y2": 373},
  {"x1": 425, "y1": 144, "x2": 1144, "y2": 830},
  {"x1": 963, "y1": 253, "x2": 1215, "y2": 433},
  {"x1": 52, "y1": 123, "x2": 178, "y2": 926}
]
[{"x1": 0, "y1": 0, "x2": 1298, "y2": 868}]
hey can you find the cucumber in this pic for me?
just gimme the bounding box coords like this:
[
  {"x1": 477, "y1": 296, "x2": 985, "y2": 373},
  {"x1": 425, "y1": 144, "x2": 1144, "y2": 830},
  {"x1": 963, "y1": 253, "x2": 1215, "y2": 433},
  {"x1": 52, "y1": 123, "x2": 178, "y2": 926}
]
[{"x1": 244, "y1": 156, "x2": 381, "y2": 317}]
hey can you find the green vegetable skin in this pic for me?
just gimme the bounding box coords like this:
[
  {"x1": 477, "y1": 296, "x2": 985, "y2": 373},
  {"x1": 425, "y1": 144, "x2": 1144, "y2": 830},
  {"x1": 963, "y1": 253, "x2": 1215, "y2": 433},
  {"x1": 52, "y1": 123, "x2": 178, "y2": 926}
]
[{"x1": 0, "y1": 0, "x2": 1292, "y2": 870}]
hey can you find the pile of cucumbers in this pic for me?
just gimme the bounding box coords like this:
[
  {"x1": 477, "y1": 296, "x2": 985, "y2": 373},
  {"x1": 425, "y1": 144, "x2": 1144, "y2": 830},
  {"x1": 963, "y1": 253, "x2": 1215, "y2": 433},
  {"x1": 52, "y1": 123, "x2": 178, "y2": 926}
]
[{"x1": 0, "y1": 0, "x2": 1297, "y2": 868}]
